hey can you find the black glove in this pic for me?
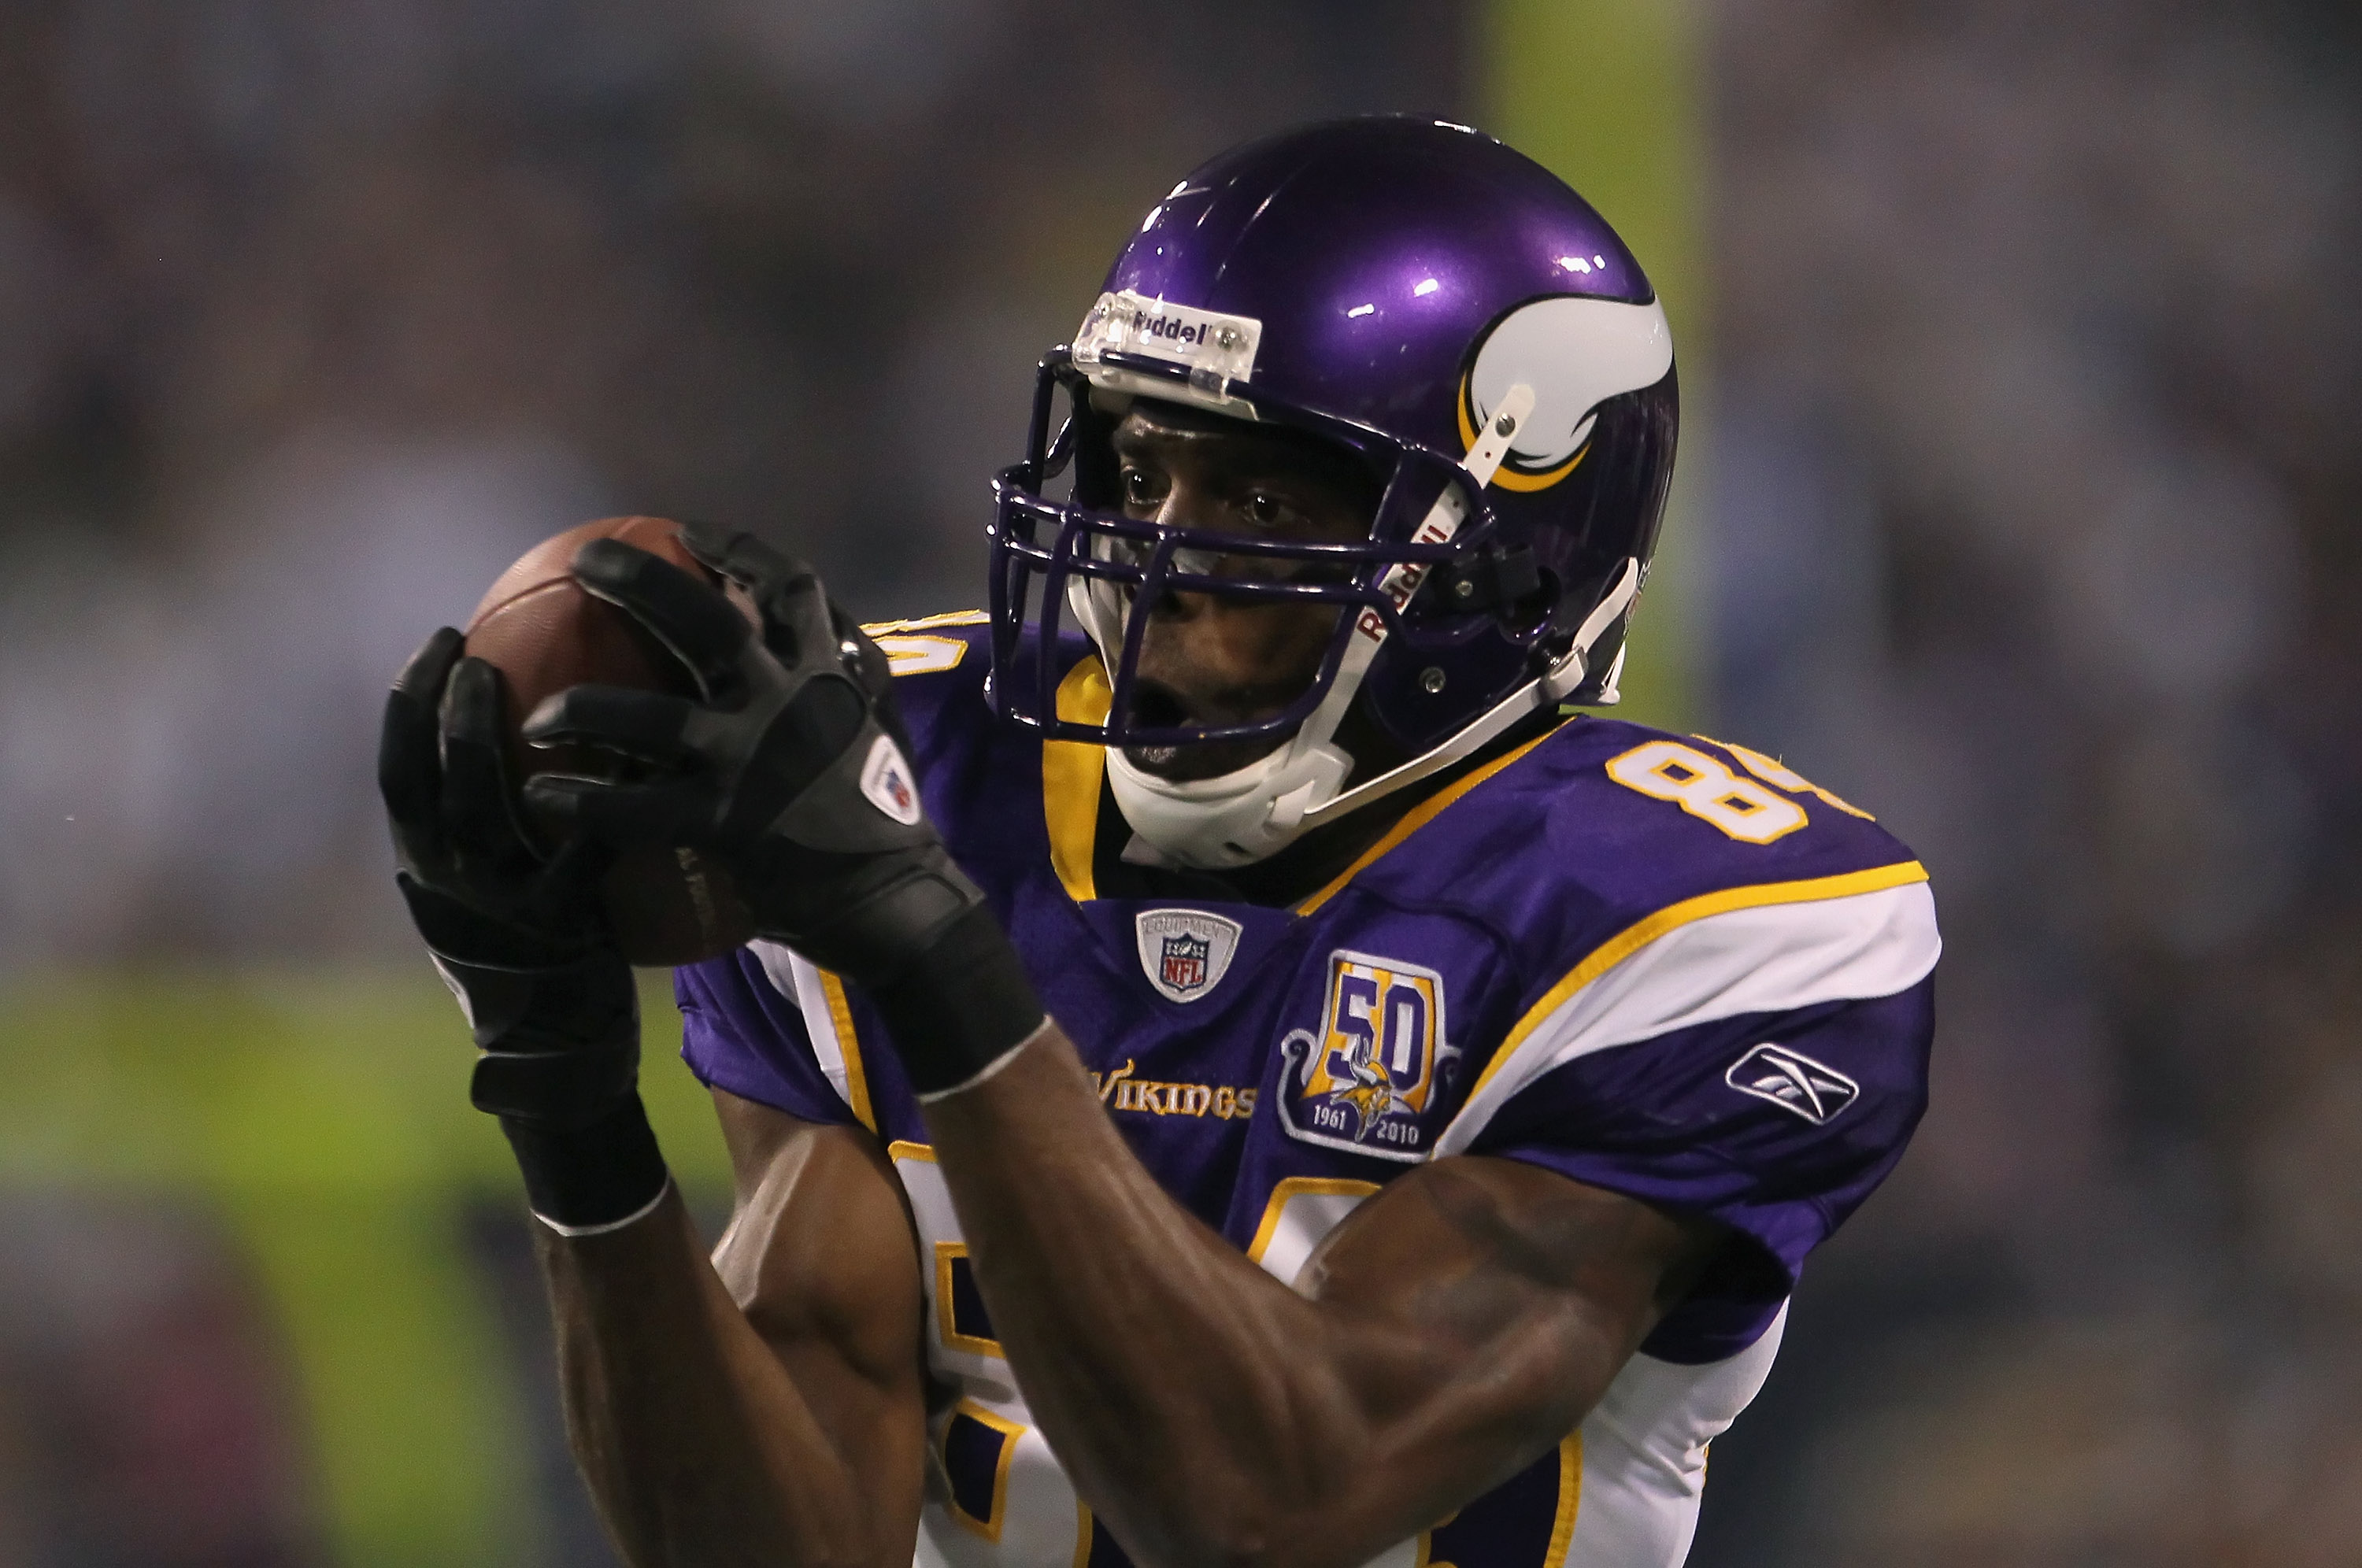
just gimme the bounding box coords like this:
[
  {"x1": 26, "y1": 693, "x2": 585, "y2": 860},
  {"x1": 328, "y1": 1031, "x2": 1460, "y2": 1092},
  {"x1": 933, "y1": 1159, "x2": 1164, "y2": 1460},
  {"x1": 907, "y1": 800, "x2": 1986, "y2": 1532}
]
[
  {"x1": 520, "y1": 522, "x2": 1045, "y2": 1096},
  {"x1": 378, "y1": 626, "x2": 668, "y2": 1230}
]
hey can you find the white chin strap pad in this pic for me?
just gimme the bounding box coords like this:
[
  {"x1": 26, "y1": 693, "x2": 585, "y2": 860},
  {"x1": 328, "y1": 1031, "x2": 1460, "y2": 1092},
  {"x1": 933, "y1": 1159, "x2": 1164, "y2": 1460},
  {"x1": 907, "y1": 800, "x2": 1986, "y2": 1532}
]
[
  {"x1": 1105, "y1": 738, "x2": 1351, "y2": 871},
  {"x1": 1066, "y1": 563, "x2": 1124, "y2": 657}
]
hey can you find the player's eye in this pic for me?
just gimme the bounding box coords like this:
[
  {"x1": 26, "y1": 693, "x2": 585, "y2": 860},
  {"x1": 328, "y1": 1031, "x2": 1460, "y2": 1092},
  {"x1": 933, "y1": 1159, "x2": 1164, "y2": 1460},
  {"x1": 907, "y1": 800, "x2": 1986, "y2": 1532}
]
[
  {"x1": 1120, "y1": 468, "x2": 1168, "y2": 511},
  {"x1": 1242, "y1": 490, "x2": 1301, "y2": 531}
]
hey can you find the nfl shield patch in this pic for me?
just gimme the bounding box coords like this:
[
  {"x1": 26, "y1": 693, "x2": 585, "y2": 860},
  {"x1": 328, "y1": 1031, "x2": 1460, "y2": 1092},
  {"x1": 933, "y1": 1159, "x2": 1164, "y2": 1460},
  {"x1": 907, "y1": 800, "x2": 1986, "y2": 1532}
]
[{"x1": 1134, "y1": 909, "x2": 1243, "y2": 1004}]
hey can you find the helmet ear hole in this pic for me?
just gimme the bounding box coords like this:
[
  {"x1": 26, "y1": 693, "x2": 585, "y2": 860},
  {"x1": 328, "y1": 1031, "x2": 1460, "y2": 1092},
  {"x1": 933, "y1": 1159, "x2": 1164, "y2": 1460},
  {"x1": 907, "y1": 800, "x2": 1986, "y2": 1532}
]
[
  {"x1": 1420, "y1": 548, "x2": 1554, "y2": 633},
  {"x1": 1506, "y1": 566, "x2": 1558, "y2": 633}
]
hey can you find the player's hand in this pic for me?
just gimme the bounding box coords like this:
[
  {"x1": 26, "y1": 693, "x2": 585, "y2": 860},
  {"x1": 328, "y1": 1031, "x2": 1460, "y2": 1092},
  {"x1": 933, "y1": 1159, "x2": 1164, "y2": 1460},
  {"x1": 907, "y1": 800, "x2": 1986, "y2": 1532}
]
[
  {"x1": 520, "y1": 523, "x2": 1044, "y2": 1095},
  {"x1": 377, "y1": 627, "x2": 641, "y2": 1131},
  {"x1": 518, "y1": 523, "x2": 967, "y2": 983}
]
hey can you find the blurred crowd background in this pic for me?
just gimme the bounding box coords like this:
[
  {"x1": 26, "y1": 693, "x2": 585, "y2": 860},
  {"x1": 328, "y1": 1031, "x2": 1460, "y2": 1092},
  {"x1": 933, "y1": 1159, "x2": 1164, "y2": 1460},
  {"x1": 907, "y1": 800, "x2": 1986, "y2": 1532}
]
[{"x1": 0, "y1": 0, "x2": 2353, "y2": 1564}]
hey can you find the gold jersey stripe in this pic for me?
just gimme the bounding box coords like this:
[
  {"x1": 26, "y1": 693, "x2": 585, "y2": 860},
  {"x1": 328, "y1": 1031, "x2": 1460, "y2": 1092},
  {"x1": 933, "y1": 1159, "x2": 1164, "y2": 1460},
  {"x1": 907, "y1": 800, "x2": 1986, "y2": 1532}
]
[
  {"x1": 1294, "y1": 728, "x2": 1564, "y2": 915},
  {"x1": 1412, "y1": 1433, "x2": 1580, "y2": 1568},
  {"x1": 859, "y1": 608, "x2": 989, "y2": 634},
  {"x1": 816, "y1": 970, "x2": 875, "y2": 1132},
  {"x1": 1042, "y1": 658, "x2": 1113, "y2": 903},
  {"x1": 1546, "y1": 1430, "x2": 1581, "y2": 1567}
]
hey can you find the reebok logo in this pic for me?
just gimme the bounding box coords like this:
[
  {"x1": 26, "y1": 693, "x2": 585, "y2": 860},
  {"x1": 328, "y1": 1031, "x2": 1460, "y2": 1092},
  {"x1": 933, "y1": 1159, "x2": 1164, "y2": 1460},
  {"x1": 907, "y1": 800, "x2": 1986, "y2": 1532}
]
[{"x1": 1725, "y1": 1042, "x2": 1859, "y2": 1125}]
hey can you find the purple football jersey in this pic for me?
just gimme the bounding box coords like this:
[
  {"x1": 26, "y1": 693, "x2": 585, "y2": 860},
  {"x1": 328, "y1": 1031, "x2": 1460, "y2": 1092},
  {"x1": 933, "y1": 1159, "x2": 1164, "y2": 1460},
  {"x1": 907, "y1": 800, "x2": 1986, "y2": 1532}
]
[{"x1": 676, "y1": 616, "x2": 1938, "y2": 1568}]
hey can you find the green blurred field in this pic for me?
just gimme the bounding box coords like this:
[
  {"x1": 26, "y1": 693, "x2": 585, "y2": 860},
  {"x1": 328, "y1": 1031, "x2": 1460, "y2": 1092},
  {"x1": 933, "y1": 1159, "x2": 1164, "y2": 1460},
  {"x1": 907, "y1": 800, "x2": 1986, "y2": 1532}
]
[
  {"x1": 1490, "y1": 0, "x2": 1707, "y2": 734},
  {"x1": 0, "y1": 969, "x2": 728, "y2": 1566}
]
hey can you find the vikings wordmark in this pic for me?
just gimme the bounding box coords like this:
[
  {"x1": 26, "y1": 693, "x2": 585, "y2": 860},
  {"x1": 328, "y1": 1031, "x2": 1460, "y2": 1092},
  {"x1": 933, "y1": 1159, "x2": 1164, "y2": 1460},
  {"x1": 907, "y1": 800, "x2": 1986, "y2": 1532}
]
[{"x1": 1089, "y1": 1059, "x2": 1258, "y2": 1121}]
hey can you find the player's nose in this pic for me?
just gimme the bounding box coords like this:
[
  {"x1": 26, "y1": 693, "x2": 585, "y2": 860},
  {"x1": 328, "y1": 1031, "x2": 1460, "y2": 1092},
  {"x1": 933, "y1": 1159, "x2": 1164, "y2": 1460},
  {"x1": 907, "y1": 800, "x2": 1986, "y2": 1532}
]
[
  {"x1": 1148, "y1": 478, "x2": 1277, "y2": 609},
  {"x1": 1134, "y1": 586, "x2": 1301, "y2": 705},
  {"x1": 1146, "y1": 482, "x2": 1223, "y2": 618}
]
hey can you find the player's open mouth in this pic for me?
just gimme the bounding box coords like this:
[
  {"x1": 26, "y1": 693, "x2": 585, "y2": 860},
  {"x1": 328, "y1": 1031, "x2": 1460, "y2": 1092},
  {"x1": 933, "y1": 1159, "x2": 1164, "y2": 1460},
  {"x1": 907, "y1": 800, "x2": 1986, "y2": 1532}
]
[{"x1": 1120, "y1": 679, "x2": 1294, "y2": 781}]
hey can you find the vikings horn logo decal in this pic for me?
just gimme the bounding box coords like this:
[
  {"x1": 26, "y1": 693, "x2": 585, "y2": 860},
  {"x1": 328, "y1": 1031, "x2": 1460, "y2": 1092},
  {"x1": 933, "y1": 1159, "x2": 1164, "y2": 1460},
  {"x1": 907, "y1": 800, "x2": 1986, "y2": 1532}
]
[{"x1": 1457, "y1": 294, "x2": 1673, "y2": 492}]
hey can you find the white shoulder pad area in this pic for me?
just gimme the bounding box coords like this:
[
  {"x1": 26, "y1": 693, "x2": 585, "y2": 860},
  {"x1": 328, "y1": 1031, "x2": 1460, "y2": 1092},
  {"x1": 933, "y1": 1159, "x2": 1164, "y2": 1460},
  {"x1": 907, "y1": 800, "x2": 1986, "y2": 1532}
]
[{"x1": 1437, "y1": 879, "x2": 1938, "y2": 1155}]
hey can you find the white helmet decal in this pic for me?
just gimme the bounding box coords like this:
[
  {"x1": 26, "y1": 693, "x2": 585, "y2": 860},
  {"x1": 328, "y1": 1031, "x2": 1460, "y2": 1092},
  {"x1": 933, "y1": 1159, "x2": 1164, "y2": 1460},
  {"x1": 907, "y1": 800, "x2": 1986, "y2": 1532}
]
[{"x1": 1460, "y1": 296, "x2": 1673, "y2": 490}]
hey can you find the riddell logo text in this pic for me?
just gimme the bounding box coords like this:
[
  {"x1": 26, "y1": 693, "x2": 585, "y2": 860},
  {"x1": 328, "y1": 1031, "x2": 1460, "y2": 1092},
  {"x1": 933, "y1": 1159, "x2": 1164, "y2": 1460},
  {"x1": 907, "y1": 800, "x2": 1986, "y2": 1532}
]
[
  {"x1": 1090, "y1": 1058, "x2": 1258, "y2": 1120},
  {"x1": 1355, "y1": 517, "x2": 1459, "y2": 640},
  {"x1": 1129, "y1": 309, "x2": 1216, "y2": 347}
]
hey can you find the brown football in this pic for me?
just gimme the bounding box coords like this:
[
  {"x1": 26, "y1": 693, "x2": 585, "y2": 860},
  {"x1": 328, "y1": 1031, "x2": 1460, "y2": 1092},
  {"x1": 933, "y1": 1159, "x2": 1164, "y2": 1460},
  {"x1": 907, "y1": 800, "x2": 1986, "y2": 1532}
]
[{"x1": 463, "y1": 515, "x2": 756, "y2": 966}]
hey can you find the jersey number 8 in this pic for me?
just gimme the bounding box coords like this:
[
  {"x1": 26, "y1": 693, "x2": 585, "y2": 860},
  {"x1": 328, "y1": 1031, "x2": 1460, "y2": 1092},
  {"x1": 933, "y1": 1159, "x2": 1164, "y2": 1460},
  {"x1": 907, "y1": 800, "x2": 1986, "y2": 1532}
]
[{"x1": 1604, "y1": 739, "x2": 1813, "y2": 844}]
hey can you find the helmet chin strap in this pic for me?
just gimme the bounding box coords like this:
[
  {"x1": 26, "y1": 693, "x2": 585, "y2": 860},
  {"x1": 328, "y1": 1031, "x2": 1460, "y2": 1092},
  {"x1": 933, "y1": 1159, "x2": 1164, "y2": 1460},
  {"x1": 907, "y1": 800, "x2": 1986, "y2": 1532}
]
[
  {"x1": 1289, "y1": 551, "x2": 1638, "y2": 827},
  {"x1": 1109, "y1": 386, "x2": 1601, "y2": 872}
]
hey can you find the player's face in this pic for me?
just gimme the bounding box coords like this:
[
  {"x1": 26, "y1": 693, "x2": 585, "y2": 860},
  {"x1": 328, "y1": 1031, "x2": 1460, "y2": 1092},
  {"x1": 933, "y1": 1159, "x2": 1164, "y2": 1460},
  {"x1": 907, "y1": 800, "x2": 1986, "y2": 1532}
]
[{"x1": 1109, "y1": 405, "x2": 1380, "y2": 782}]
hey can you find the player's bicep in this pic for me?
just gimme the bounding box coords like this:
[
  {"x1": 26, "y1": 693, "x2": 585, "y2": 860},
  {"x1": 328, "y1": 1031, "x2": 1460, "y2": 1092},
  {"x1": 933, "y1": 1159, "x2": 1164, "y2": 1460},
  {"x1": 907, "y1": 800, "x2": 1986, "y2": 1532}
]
[
  {"x1": 1294, "y1": 1156, "x2": 1720, "y2": 1500},
  {"x1": 709, "y1": 1089, "x2": 927, "y2": 1474}
]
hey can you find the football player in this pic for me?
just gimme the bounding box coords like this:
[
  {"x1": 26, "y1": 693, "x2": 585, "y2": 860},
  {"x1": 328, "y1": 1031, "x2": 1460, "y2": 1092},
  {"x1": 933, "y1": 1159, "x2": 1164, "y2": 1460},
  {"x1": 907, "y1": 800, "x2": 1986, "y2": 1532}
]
[{"x1": 380, "y1": 119, "x2": 1937, "y2": 1568}]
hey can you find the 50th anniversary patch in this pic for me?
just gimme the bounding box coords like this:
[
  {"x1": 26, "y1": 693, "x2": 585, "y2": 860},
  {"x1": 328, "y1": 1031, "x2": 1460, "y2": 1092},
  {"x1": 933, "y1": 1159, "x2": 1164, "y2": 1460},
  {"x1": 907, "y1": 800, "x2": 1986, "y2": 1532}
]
[{"x1": 1278, "y1": 950, "x2": 1461, "y2": 1162}]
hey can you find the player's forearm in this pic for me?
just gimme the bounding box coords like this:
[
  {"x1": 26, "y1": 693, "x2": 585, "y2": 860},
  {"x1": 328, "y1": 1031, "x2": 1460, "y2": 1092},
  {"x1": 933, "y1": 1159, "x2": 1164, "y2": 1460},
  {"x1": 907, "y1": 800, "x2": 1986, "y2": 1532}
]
[
  {"x1": 923, "y1": 1028, "x2": 1450, "y2": 1568},
  {"x1": 535, "y1": 1187, "x2": 900, "y2": 1568}
]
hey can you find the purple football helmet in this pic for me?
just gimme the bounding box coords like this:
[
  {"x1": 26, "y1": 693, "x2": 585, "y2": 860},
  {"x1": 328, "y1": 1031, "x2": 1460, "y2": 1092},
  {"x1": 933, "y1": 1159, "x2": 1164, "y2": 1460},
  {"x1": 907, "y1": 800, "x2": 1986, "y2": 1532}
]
[{"x1": 987, "y1": 116, "x2": 1679, "y2": 868}]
